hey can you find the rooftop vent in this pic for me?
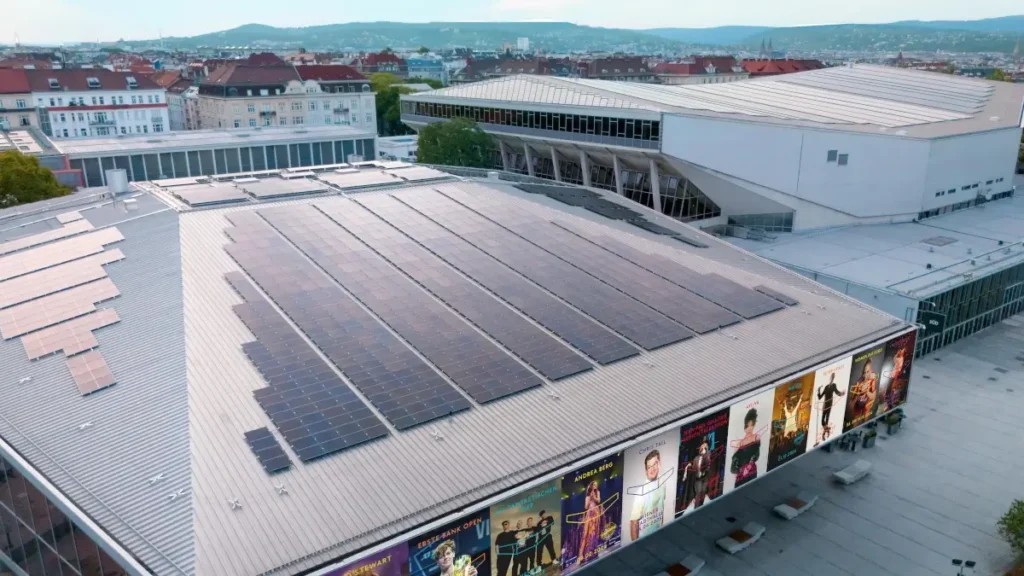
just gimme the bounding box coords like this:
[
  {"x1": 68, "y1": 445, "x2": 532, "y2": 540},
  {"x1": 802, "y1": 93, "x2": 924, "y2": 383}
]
[{"x1": 921, "y1": 236, "x2": 958, "y2": 247}]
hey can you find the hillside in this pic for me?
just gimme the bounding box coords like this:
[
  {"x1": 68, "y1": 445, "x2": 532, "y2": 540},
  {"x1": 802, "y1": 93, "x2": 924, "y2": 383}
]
[{"x1": 643, "y1": 26, "x2": 771, "y2": 46}]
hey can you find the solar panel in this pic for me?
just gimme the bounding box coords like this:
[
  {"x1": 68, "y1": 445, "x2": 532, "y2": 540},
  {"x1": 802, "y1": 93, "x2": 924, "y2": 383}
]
[
  {"x1": 240, "y1": 178, "x2": 329, "y2": 200},
  {"x1": 243, "y1": 427, "x2": 292, "y2": 473},
  {"x1": 0, "y1": 227, "x2": 124, "y2": 283},
  {"x1": 317, "y1": 170, "x2": 400, "y2": 190},
  {"x1": 224, "y1": 214, "x2": 471, "y2": 431},
  {"x1": 56, "y1": 211, "x2": 84, "y2": 224},
  {"x1": 259, "y1": 205, "x2": 544, "y2": 403},
  {"x1": 754, "y1": 285, "x2": 799, "y2": 307},
  {"x1": 225, "y1": 272, "x2": 389, "y2": 460},
  {"x1": 67, "y1": 350, "x2": 115, "y2": 396},
  {"x1": 389, "y1": 166, "x2": 450, "y2": 183},
  {"x1": 356, "y1": 196, "x2": 639, "y2": 365},
  {"x1": 0, "y1": 219, "x2": 94, "y2": 257},
  {"x1": 21, "y1": 308, "x2": 119, "y2": 360},
  {"x1": 0, "y1": 278, "x2": 120, "y2": 339},
  {"x1": 439, "y1": 191, "x2": 739, "y2": 334},
  {"x1": 396, "y1": 191, "x2": 692, "y2": 350},
  {"x1": 170, "y1": 184, "x2": 249, "y2": 207},
  {"x1": 317, "y1": 200, "x2": 593, "y2": 380},
  {"x1": 0, "y1": 249, "x2": 123, "y2": 309}
]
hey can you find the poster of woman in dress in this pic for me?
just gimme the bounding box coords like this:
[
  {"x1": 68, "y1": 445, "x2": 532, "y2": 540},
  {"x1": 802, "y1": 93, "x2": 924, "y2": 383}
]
[
  {"x1": 723, "y1": 389, "x2": 773, "y2": 494},
  {"x1": 876, "y1": 331, "x2": 917, "y2": 416},
  {"x1": 808, "y1": 356, "x2": 852, "y2": 448},
  {"x1": 621, "y1": 429, "x2": 678, "y2": 544},
  {"x1": 560, "y1": 453, "x2": 623, "y2": 574},
  {"x1": 409, "y1": 509, "x2": 490, "y2": 576},
  {"x1": 767, "y1": 373, "x2": 814, "y2": 471},
  {"x1": 842, "y1": 345, "x2": 885, "y2": 433},
  {"x1": 675, "y1": 408, "x2": 729, "y2": 517}
]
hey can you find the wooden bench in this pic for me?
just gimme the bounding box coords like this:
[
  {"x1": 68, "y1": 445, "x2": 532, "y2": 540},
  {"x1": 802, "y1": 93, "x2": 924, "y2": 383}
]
[
  {"x1": 773, "y1": 491, "x2": 818, "y2": 520},
  {"x1": 833, "y1": 459, "x2": 872, "y2": 485},
  {"x1": 715, "y1": 522, "x2": 765, "y2": 554},
  {"x1": 654, "y1": 553, "x2": 705, "y2": 576}
]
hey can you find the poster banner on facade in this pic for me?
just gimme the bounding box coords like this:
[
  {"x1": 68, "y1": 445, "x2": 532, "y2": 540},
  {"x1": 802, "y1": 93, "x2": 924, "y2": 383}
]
[
  {"x1": 876, "y1": 331, "x2": 917, "y2": 416},
  {"x1": 842, "y1": 345, "x2": 885, "y2": 432},
  {"x1": 560, "y1": 453, "x2": 624, "y2": 574},
  {"x1": 767, "y1": 373, "x2": 814, "y2": 471},
  {"x1": 675, "y1": 408, "x2": 729, "y2": 517},
  {"x1": 723, "y1": 389, "x2": 774, "y2": 494},
  {"x1": 489, "y1": 480, "x2": 561, "y2": 576},
  {"x1": 328, "y1": 544, "x2": 411, "y2": 576},
  {"x1": 808, "y1": 356, "x2": 852, "y2": 449},
  {"x1": 409, "y1": 509, "x2": 491, "y2": 576},
  {"x1": 621, "y1": 429, "x2": 678, "y2": 544}
]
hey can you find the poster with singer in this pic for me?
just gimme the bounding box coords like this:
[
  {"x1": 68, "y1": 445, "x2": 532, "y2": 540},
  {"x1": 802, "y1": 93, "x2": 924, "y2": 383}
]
[
  {"x1": 409, "y1": 509, "x2": 490, "y2": 576},
  {"x1": 621, "y1": 429, "x2": 678, "y2": 544},
  {"x1": 843, "y1": 345, "x2": 885, "y2": 433},
  {"x1": 723, "y1": 389, "x2": 774, "y2": 494},
  {"x1": 327, "y1": 544, "x2": 410, "y2": 576},
  {"x1": 767, "y1": 373, "x2": 814, "y2": 471},
  {"x1": 560, "y1": 453, "x2": 623, "y2": 574},
  {"x1": 876, "y1": 331, "x2": 917, "y2": 416},
  {"x1": 809, "y1": 357, "x2": 852, "y2": 448},
  {"x1": 489, "y1": 480, "x2": 561, "y2": 576},
  {"x1": 675, "y1": 408, "x2": 730, "y2": 517}
]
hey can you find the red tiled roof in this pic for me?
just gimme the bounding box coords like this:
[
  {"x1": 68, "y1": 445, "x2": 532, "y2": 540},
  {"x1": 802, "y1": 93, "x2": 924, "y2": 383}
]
[
  {"x1": 0, "y1": 69, "x2": 31, "y2": 93},
  {"x1": 740, "y1": 59, "x2": 825, "y2": 76},
  {"x1": 201, "y1": 64, "x2": 300, "y2": 86},
  {"x1": 24, "y1": 69, "x2": 163, "y2": 91},
  {"x1": 586, "y1": 57, "x2": 650, "y2": 76},
  {"x1": 363, "y1": 52, "x2": 405, "y2": 66},
  {"x1": 655, "y1": 57, "x2": 739, "y2": 76},
  {"x1": 295, "y1": 65, "x2": 365, "y2": 82},
  {"x1": 166, "y1": 77, "x2": 193, "y2": 94},
  {"x1": 146, "y1": 70, "x2": 183, "y2": 88},
  {"x1": 0, "y1": 58, "x2": 53, "y2": 70},
  {"x1": 246, "y1": 52, "x2": 287, "y2": 66}
]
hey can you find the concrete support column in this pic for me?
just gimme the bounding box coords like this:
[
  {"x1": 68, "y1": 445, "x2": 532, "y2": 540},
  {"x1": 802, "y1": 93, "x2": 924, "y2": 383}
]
[
  {"x1": 579, "y1": 150, "x2": 592, "y2": 187},
  {"x1": 498, "y1": 141, "x2": 510, "y2": 171},
  {"x1": 550, "y1": 147, "x2": 562, "y2": 183},
  {"x1": 649, "y1": 158, "x2": 663, "y2": 213},
  {"x1": 523, "y1": 142, "x2": 535, "y2": 177},
  {"x1": 611, "y1": 153, "x2": 624, "y2": 197}
]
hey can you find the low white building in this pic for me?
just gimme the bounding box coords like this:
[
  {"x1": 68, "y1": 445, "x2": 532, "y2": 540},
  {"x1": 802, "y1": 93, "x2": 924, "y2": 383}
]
[
  {"x1": 27, "y1": 69, "x2": 169, "y2": 138},
  {"x1": 377, "y1": 134, "x2": 418, "y2": 161}
]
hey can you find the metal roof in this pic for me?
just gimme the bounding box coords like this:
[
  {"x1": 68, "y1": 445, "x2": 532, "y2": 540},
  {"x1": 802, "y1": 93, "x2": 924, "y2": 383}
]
[
  {"x1": 404, "y1": 64, "x2": 1024, "y2": 138},
  {"x1": 0, "y1": 176, "x2": 905, "y2": 576}
]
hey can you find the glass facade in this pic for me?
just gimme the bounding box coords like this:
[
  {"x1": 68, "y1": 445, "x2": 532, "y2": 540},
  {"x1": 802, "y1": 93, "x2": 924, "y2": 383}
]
[
  {"x1": 917, "y1": 190, "x2": 1014, "y2": 221},
  {"x1": 68, "y1": 138, "x2": 377, "y2": 186},
  {"x1": 728, "y1": 212, "x2": 794, "y2": 233},
  {"x1": 916, "y1": 261, "x2": 1024, "y2": 356},
  {"x1": 0, "y1": 454, "x2": 128, "y2": 576}
]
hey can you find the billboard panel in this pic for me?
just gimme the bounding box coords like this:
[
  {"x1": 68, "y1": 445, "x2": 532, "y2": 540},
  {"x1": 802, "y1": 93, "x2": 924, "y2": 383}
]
[
  {"x1": 808, "y1": 356, "x2": 852, "y2": 448},
  {"x1": 621, "y1": 429, "x2": 678, "y2": 544},
  {"x1": 560, "y1": 453, "x2": 624, "y2": 574},
  {"x1": 843, "y1": 345, "x2": 885, "y2": 432},
  {"x1": 767, "y1": 373, "x2": 814, "y2": 471},
  {"x1": 326, "y1": 544, "x2": 410, "y2": 576},
  {"x1": 675, "y1": 408, "x2": 729, "y2": 517},
  {"x1": 490, "y1": 480, "x2": 561, "y2": 576},
  {"x1": 723, "y1": 389, "x2": 774, "y2": 493},
  {"x1": 409, "y1": 509, "x2": 491, "y2": 576},
  {"x1": 876, "y1": 331, "x2": 917, "y2": 415}
]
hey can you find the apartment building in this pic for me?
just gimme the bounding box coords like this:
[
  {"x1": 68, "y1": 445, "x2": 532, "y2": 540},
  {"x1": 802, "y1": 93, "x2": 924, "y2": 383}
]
[
  {"x1": 0, "y1": 69, "x2": 35, "y2": 130},
  {"x1": 653, "y1": 56, "x2": 750, "y2": 85},
  {"x1": 26, "y1": 69, "x2": 169, "y2": 139},
  {"x1": 197, "y1": 64, "x2": 376, "y2": 133}
]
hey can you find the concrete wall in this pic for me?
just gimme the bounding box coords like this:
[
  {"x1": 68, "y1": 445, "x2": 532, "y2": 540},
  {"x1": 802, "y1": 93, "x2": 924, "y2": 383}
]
[{"x1": 921, "y1": 128, "x2": 1021, "y2": 209}]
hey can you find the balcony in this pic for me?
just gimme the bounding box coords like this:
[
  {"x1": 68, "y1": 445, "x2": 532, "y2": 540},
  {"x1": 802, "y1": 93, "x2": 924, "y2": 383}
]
[
  {"x1": 88, "y1": 117, "x2": 117, "y2": 126},
  {"x1": 259, "y1": 110, "x2": 277, "y2": 117},
  {"x1": 333, "y1": 107, "x2": 350, "y2": 114}
]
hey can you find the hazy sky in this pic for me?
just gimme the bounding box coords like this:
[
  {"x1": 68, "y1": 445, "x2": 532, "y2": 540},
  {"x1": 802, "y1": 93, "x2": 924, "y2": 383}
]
[{"x1": 1, "y1": 0, "x2": 1021, "y2": 44}]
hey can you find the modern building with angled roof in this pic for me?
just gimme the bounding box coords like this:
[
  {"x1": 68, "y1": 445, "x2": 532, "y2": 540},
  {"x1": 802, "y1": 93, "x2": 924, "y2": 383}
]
[
  {"x1": 0, "y1": 163, "x2": 915, "y2": 576},
  {"x1": 400, "y1": 64, "x2": 1024, "y2": 232}
]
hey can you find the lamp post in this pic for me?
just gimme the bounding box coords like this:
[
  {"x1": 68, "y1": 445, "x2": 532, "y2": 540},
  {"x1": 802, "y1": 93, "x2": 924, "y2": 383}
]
[{"x1": 952, "y1": 559, "x2": 976, "y2": 575}]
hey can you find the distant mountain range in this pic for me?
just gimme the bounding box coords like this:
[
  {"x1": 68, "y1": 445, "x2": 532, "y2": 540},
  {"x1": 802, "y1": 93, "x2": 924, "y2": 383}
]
[{"x1": 131, "y1": 16, "x2": 1024, "y2": 54}]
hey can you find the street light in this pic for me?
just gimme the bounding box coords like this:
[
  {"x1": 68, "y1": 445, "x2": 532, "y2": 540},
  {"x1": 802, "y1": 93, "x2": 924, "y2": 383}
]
[{"x1": 952, "y1": 559, "x2": 976, "y2": 575}]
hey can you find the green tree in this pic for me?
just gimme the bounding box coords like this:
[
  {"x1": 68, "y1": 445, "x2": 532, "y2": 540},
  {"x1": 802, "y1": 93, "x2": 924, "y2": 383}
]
[
  {"x1": 417, "y1": 46, "x2": 430, "y2": 54},
  {"x1": 986, "y1": 68, "x2": 1010, "y2": 82},
  {"x1": 406, "y1": 77, "x2": 443, "y2": 89},
  {"x1": 375, "y1": 85, "x2": 415, "y2": 137},
  {"x1": 999, "y1": 499, "x2": 1024, "y2": 557},
  {"x1": 0, "y1": 151, "x2": 70, "y2": 208},
  {"x1": 417, "y1": 118, "x2": 495, "y2": 168},
  {"x1": 369, "y1": 72, "x2": 403, "y2": 93}
]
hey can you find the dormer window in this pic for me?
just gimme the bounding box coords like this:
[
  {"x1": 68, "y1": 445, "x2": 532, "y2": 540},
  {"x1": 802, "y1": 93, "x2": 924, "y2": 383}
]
[
  {"x1": 628, "y1": 68, "x2": 633, "y2": 72},
  {"x1": 126, "y1": 76, "x2": 138, "y2": 88},
  {"x1": 86, "y1": 77, "x2": 101, "y2": 89},
  {"x1": 48, "y1": 78, "x2": 60, "y2": 89},
  {"x1": 602, "y1": 69, "x2": 608, "y2": 73}
]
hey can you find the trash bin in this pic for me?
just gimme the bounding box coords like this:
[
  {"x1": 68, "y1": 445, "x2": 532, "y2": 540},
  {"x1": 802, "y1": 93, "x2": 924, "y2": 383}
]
[{"x1": 863, "y1": 430, "x2": 877, "y2": 449}]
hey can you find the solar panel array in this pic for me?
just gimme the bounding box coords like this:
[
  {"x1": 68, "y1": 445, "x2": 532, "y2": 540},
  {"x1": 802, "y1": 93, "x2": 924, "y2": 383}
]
[
  {"x1": 0, "y1": 219, "x2": 94, "y2": 256},
  {"x1": 169, "y1": 184, "x2": 250, "y2": 207},
  {"x1": 315, "y1": 201, "x2": 593, "y2": 380},
  {"x1": 387, "y1": 166, "x2": 450, "y2": 183},
  {"x1": 0, "y1": 227, "x2": 123, "y2": 282},
  {"x1": 754, "y1": 285, "x2": 799, "y2": 307},
  {"x1": 259, "y1": 205, "x2": 544, "y2": 403},
  {"x1": 66, "y1": 350, "x2": 116, "y2": 395},
  {"x1": 224, "y1": 213, "x2": 471, "y2": 432},
  {"x1": 0, "y1": 250, "x2": 123, "y2": 309},
  {"x1": 22, "y1": 308, "x2": 120, "y2": 360},
  {"x1": 317, "y1": 170, "x2": 401, "y2": 190},
  {"x1": 239, "y1": 177, "x2": 330, "y2": 200},
  {"x1": 243, "y1": 427, "x2": 292, "y2": 474},
  {"x1": 0, "y1": 279, "x2": 120, "y2": 339},
  {"x1": 225, "y1": 271, "x2": 389, "y2": 461},
  {"x1": 354, "y1": 196, "x2": 639, "y2": 365}
]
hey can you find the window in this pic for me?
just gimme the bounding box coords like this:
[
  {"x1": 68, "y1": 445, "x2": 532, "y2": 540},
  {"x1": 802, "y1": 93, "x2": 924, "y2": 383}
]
[
  {"x1": 309, "y1": 101, "x2": 317, "y2": 111},
  {"x1": 324, "y1": 100, "x2": 331, "y2": 110},
  {"x1": 131, "y1": 95, "x2": 137, "y2": 104},
  {"x1": 325, "y1": 115, "x2": 332, "y2": 124},
  {"x1": 986, "y1": 180, "x2": 994, "y2": 185},
  {"x1": 153, "y1": 124, "x2": 163, "y2": 133},
  {"x1": 136, "y1": 125, "x2": 142, "y2": 133},
  {"x1": 294, "y1": 116, "x2": 304, "y2": 125},
  {"x1": 935, "y1": 191, "x2": 942, "y2": 197},
  {"x1": 57, "y1": 97, "x2": 63, "y2": 105},
  {"x1": 260, "y1": 88, "x2": 269, "y2": 96},
  {"x1": 49, "y1": 98, "x2": 55, "y2": 106},
  {"x1": 262, "y1": 103, "x2": 271, "y2": 112},
  {"x1": 143, "y1": 125, "x2": 148, "y2": 133},
  {"x1": 99, "y1": 96, "x2": 105, "y2": 105},
  {"x1": 59, "y1": 113, "x2": 66, "y2": 122},
  {"x1": 81, "y1": 128, "x2": 87, "y2": 136},
  {"x1": 16, "y1": 98, "x2": 26, "y2": 108},
  {"x1": 291, "y1": 102, "x2": 302, "y2": 111},
  {"x1": 962, "y1": 185, "x2": 971, "y2": 191},
  {"x1": 63, "y1": 129, "x2": 69, "y2": 137},
  {"x1": 280, "y1": 117, "x2": 288, "y2": 125},
  {"x1": 971, "y1": 183, "x2": 979, "y2": 189},
  {"x1": 154, "y1": 94, "x2": 160, "y2": 103},
  {"x1": 234, "y1": 119, "x2": 241, "y2": 128},
  {"x1": 837, "y1": 153, "x2": 848, "y2": 166},
  {"x1": 249, "y1": 118, "x2": 256, "y2": 127},
  {"x1": 118, "y1": 96, "x2": 124, "y2": 104},
  {"x1": 78, "y1": 97, "x2": 84, "y2": 105},
  {"x1": 246, "y1": 89, "x2": 252, "y2": 96},
  {"x1": 18, "y1": 115, "x2": 29, "y2": 126},
  {"x1": 366, "y1": 112, "x2": 373, "y2": 124},
  {"x1": 247, "y1": 104, "x2": 255, "y2": 113},
  {"x1": 263, "y1": 117, "x2": 272, "y2": 126},
  {"x1": 351, "y1": 99, "x2": 358, "y2": 109},
  {"x1": 827, "y1": 150, "x2": 838, "y2": 162},
  {"x1": 352, "y1": 115, "x2": 359, "y2": 124},
  {"x1": 120, "y1": 126, "x2": 127, "y2": 134}
]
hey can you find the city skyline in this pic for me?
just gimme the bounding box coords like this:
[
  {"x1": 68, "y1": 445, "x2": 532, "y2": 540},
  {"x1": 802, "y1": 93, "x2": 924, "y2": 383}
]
[{"x1": 1, "y1": 0, "x2": 1022, "y2": 45}]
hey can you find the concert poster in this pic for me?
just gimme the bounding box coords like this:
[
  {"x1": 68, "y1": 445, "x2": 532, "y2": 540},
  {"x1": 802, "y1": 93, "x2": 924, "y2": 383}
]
[
  {"x1": 621, "y1": 429, "x2": 678, "y2": 544},
  {"x1": 327, "y1": 544, "x2": 410, "y2": 576},
  {"x1": 489, "y1": 480, "x2": 562, "y2": 576},
  {"x1": 409, "y1": 509, "x2": 491, "y2": 576},
  {"x1": 560, "y1": 453, "x2": 624, "y2": 574},
  {"x1": 808, "y1": 356, "x2": 852, "y2": 448},
  {"x1": 723, "y1": 389, "x2": 773, "y2": 494},
  {"x1": 767, "y1": 372, "x2": 814, "y2": 471},
  {"x1": 842, "y1": 345, "x2": 885, "y2": 433},
  {"x1": 675, "y1": 408, "x2": 729, "y2": 517},
  {"x1": 876, "y1": 331, "x2": 917, "y2": 416}
]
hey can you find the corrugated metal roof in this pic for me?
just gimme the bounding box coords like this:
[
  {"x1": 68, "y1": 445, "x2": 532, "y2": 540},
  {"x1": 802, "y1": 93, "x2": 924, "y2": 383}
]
[{"x1": 0, "y1": 180, "x2": 906, "y2": 576}]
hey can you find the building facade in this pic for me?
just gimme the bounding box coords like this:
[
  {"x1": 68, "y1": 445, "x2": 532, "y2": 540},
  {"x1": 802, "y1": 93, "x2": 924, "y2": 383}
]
[
  {"x1": 0, "y1": 70, "x2": 35, "y2": 130},
  {"x1": 197, "y1": 65, "x2": 376, "y2": 133},
  {"x1": 405, "y1": 57, "x2": 447, "y2": 85},
  {"x1": 653, "y1": 57, "x2": 749, "y2": 85},
  {"x1": 25, "y1": 69, "x2": 168, "y2": 139}
]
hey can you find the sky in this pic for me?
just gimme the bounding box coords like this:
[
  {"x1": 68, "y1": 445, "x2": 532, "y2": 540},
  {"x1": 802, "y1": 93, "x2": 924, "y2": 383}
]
[{"x1": 1, "y1": 0, "x2": 1021, "y2": 44}]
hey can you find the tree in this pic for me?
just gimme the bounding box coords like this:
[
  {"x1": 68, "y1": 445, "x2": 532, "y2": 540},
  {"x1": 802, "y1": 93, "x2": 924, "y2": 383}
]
[
  {"x1": 406, "y1": 77, "x2": 443, "y2": 89},
  {"x1": 999, "y1": 499, "x2": 1024, "y2": 557},
  {"x1": 375, "y1": 85, "x2": 415, "y2": 137},
  {"x1": 416, "y1": 118, "x2": 495, "y2": 168},
  {"x1": 417, "y1": 46, "x2": 430, "y2": 54},
  {"x1": 0, "y1": 151, "x2": 70, "y2": 208},
  {"x1": 986, "y1": 68, "x2": 1010, "y2": 82},
  {"x1": 369, "y1": 72, "x2": 402, "y2": 93}
]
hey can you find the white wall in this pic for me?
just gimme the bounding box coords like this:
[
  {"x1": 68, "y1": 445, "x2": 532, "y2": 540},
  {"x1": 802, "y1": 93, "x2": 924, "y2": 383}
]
[
  {"x1": 921, "y1": 129, "x2": 1021, "y2": 209},
  {"x1": 38, "y1": 88, "x2": 169, "y2": 138}
]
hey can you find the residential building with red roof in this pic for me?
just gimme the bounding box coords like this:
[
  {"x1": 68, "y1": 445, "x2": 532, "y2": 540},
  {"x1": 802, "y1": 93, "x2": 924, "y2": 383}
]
[
  {"x1": 0, "y1": 69, "x2": 36, "y2": 130},
  {"x1": 24, "y1": 69, "x2": 168, "y2": 139},
  {"x1": 582, "y1": 57, "x2": 655, "y2": 82},
  {"x1": 740, "y1": 58, "x2": 826, "y2": 77},
  {"x1": 198, "y1": 65, "x2": 375, "y2": 132},
  {"x1": 247, "y1": 52, "x2": 287, "y2": 66},
  {"x1": 353, "y1": 51, "x2": 407, "y2": 76},
  {"x1": 653, "y1": 56, "x2": 749, "y2": 85}
]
